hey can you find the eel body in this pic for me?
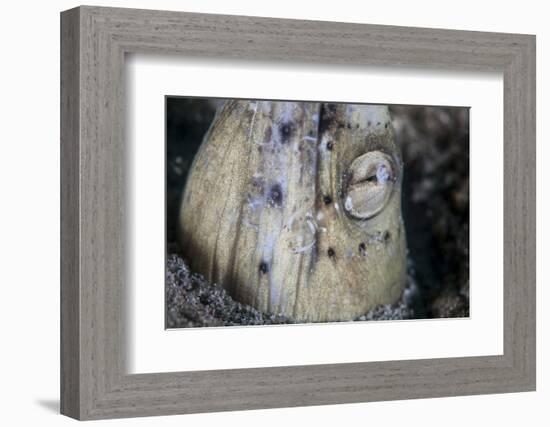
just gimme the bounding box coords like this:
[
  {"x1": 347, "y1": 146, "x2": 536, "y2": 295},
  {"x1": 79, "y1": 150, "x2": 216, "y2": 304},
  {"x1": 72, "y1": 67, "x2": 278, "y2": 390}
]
[{"x1": 179, "y1": 100, "x2": 406, "y2": 322}]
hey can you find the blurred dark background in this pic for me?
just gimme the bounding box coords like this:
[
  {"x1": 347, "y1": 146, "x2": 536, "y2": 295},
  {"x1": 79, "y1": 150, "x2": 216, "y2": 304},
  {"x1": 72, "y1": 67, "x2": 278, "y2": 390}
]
[{"x1": 166, "y1": 97, "x2": 469, "y2": 320}]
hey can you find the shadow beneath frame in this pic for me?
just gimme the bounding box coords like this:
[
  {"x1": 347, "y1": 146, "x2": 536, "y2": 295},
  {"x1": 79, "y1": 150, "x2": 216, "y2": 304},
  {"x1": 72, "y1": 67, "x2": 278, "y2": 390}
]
[{"x1": 35, "y1": 399, "x2": 59, "y2": 414}]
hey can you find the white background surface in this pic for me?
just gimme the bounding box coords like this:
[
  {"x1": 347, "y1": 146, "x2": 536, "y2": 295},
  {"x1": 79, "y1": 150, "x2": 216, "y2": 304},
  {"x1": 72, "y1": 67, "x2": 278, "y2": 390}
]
[
  {"x1": 0, "y1": 0, "x2": 547, "y2": 425},
  {"x1": 128, "y1": 56, "x2": 503, "y2": 373}
]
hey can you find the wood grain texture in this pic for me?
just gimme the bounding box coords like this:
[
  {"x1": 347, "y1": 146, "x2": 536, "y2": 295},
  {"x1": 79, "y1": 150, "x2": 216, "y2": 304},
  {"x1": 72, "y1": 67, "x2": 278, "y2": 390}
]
[
  {"x1": 60, "y1": 7, "x2": 80, "y2": 419},
  {"x1": 60, "y1": 5, "x2": 536, "y2": 420}
]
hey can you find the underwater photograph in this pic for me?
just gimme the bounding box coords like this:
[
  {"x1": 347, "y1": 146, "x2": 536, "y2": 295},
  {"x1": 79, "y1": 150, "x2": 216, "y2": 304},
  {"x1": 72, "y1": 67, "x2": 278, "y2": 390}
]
[{"x1": 165, "y1": 98, "x2": 470, "y2": 328}]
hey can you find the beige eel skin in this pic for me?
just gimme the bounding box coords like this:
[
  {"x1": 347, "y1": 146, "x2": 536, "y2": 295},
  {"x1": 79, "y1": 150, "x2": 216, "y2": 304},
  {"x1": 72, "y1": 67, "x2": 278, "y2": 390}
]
[{"x1": 179, "y1": 100, "x2": 407, "y2": 322}]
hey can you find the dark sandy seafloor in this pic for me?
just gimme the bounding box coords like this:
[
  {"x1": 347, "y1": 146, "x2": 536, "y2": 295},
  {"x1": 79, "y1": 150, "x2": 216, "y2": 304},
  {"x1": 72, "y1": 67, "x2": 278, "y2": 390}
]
[
  {"x1": 166, "y1": 250, "x2": 417, "y2": 328},
  {"x1": 165, "y1": 101, "x2": 469, "y2": 328}
]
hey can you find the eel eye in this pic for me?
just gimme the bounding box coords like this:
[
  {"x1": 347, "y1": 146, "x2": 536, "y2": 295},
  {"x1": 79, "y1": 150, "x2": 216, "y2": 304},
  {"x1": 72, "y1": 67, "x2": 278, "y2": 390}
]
[{"x1": 344, "y1": 151, "x2": 395, "y2": 219}]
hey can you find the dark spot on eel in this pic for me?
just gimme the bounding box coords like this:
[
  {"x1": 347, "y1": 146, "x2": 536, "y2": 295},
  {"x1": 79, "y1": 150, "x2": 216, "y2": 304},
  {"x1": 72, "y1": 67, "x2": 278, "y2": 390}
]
[
  {"x1": 326, "y1": 141, "x2": 333, "y2": 151},
  {"x1": 358, "y1": 242, "x2": 366, "y2": 255},
  {"x1": 259, "y1": 261, "x2": 269, "y2": 274},
  {"x1": 327, "y1": 247, "x2": 335, "y2": 258},
  {"x1": 268, "y1": 183, "x2": 283, "y2": 206},
  {"x1": 279, "y1": 122, "x2": 293, "y2": 144},
  {"x1": 323, "y1": 195, "x2": 332, "y2": 205},
  {"x1": 319, "y1": 104, "x2": 337, "y2": 134},
  {"x1": 383, "y1": 230, "x2": 391, "y2": 242}
]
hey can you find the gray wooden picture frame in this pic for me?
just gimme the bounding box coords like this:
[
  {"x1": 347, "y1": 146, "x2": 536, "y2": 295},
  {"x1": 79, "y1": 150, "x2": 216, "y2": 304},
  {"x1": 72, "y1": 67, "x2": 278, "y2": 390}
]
[{"x1": 60, "y1": 5, "x2": 536, "y2": 420}]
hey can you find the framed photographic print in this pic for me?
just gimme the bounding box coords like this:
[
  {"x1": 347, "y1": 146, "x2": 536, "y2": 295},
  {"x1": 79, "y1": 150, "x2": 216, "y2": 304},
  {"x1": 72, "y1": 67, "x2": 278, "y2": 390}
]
[{"x1": 60, "y1": 5, "x2": 536, "y2": 420}]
